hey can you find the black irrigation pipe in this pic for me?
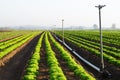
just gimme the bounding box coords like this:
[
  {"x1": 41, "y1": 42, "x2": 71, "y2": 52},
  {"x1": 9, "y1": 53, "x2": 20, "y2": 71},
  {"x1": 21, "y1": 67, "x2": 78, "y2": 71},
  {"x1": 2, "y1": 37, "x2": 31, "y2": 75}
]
[
  {"x1": 52, "y1": 33, "x2": 112, "y2": 79},
  {"x1": 52, "y1": 33, "x2": 100, "y2": 72}
]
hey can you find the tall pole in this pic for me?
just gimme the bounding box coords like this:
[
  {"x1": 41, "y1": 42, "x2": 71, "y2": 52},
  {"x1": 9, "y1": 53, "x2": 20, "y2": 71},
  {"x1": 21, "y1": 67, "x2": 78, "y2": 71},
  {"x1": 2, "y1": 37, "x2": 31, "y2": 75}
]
[
  {"x1": 62, "y1": 19, "x2": 64, "y2": 43},
  {"x1": 95, "y1": 5, "x2": 106, "y2": 72}
]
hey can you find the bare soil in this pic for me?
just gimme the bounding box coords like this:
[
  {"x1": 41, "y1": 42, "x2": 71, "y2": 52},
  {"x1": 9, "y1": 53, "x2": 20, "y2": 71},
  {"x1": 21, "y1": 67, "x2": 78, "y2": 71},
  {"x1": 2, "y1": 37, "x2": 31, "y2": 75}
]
[
  {"x1": 0, "y1": 35, "x2": 40, "y2": 80},
  {"x1": 37, "y1": 36, "x2": 49, "y2": 80},
  {"x1": 51, "y1": 44, "x2": 80, "y2": 80}
]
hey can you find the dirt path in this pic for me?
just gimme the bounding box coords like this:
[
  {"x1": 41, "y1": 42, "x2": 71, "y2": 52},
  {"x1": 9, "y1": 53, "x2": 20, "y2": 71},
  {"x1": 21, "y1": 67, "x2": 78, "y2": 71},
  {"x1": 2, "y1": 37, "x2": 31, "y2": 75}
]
[
  {"x1": 0, "y1": 35, "x2": 40, "y2": 80},
  {"x1": 52, "y1": 46, "x2": 80, "y2": 80},
  {"x1": 37, "y1": 36, "x2": 49, "y2": 80}
]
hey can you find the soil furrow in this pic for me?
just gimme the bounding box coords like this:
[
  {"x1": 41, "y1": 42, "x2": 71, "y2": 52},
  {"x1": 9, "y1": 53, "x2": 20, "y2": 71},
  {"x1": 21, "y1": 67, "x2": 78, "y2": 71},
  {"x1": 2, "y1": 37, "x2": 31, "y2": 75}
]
[
  {"x1": 0, "y1": 35, "x2": 40, "y2": 80},
  {"x1": 48, "y1": 36, "x2": 80, "y2": 80},
  {"x1": 37, "y1": 36, "x2": 49, "y2": 80}
]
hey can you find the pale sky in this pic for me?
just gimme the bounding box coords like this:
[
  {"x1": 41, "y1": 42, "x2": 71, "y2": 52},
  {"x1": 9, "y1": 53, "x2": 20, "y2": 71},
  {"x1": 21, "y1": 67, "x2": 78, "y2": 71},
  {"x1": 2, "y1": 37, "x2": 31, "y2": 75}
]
[{"x1": 0, "y1": 0, "x2": 120, "y2": 28}]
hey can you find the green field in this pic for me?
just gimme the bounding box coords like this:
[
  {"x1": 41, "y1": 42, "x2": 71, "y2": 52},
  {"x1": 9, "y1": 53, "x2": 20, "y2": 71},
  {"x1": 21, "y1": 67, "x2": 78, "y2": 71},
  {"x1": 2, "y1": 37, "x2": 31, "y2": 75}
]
[{"x1": 0, "y1": 30, "x2": 120, "y2": 80}]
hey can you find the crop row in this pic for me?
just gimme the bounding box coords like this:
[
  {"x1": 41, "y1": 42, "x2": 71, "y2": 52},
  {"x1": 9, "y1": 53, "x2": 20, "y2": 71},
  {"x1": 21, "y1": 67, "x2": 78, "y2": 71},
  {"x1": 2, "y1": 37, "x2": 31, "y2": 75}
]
[
  {"x1": 58, "y1": 33, "x2": 120, "y2": 67},
  {"x1": 56, "y1": 30, "x2": 120, "y2": 47},
  {"x1": 0, "y1": 34, "x2": 31, "y2": 51},
  {"x1": 0, "y1": 35, "x2": 23, "y2": 46},
  {"x1": 65, "y1": 33, "x2": 120, "y2": 53},
  {"x1": 23, "y1": 31, "x2": 96, "y2": 80},
  {"x1": 0, "y1": 31, "x2": 27, "y2": 40},
  {"x1": 23, "y1": 32, "x2": 67, "y2": 80},
  {"x1": 23, "y1": 33, "x2": 44, "y2": 80},
  {"x1": 65, "y1": 30, "x2": 120, "y2": 41},
  {"x1": 48, "y1": 32, "x2": 95, "y2": 80},
  {"x1": 45, "y1": 33, "x2": 67, "y2": 80},
  {"x1": 68, "y1": 31, "x2": 120, "y2": 47},
  {"x1": 55, "y1": 31, "x2": 120, "y2": 66},
  {"x1": 64, "y1": 33, "x2": 120, "y2": 59},
  {"x1": 0, "y1": 32, "x2": 40, "y2": 59},
  {"x1": 0, "y1": 30, "x2": 40, "y2": 40}
]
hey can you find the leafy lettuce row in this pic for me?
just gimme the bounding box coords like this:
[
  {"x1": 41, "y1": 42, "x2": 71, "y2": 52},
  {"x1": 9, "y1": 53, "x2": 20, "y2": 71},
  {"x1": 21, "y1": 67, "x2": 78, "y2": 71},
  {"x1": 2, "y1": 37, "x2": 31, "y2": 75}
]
[
  {"x1": 45, "y1": 33, "x2": 67, "y2": 80},
  {"x1": 23, "y1": 32, "x2": 44, "y2": 80},
  {"x1": 48, "y1": 32, "x2": 96, "y2": 80}
]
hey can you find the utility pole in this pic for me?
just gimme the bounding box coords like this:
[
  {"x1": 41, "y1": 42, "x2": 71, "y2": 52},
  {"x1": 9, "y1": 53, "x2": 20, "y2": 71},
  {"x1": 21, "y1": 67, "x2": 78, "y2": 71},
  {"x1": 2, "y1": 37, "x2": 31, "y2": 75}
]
[
  {"x1": 62, "y1": 19, "x2": 64, "y2": 43},
  {"x1": 95, "y1": 5, "x2": 106, "y2": 72}
]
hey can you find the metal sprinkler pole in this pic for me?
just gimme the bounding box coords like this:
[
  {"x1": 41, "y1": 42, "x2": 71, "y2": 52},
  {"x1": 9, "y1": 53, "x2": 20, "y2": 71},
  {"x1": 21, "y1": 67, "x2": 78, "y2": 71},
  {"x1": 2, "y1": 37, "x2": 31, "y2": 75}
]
[
  {"x1": 62, "y1": 19, "x2": 64, "y2": 43},
  {"x1": 95, "y1": 5, "x2": 106, "y2": 72}
]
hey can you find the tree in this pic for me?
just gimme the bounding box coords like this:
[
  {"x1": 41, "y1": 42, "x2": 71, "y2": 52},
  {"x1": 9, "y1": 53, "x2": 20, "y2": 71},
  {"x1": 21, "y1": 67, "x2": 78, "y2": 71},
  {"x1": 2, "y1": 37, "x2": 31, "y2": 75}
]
[
  {"x1": 93, "y1": 24, "x2": 98, "y2": 30},
  {"x1": 111, "y1": 24, "x2": 116, "y2": 29}
]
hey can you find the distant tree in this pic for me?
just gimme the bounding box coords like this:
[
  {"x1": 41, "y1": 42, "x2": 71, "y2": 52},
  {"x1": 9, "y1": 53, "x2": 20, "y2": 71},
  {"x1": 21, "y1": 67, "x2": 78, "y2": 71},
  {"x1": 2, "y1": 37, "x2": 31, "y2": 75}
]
[
  {"x1": 78, "y1": 26, "x2": 83, "y2": 30},
  {"x1": 111, "y1": 24, "x2": 116, "y2": 29},
  {"x1": 93, "y1": 24, "x2": 98, "y2": 30}
]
